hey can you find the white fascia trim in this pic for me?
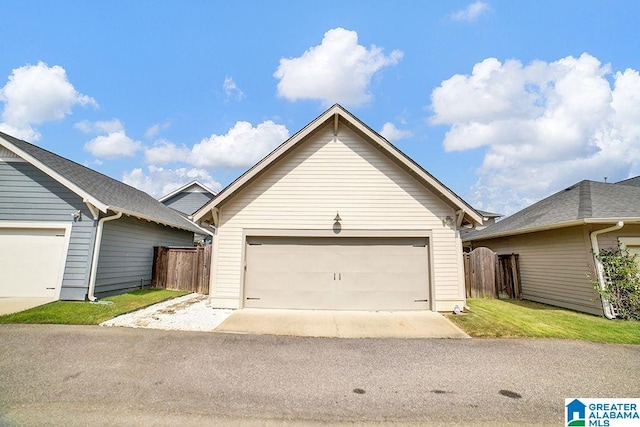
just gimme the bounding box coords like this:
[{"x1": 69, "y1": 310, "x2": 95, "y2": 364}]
[
  {"x1": 158, "y1": 180, "x2": 217, "y2": 202},
  {"x1": 113, "y1": 206, "x2": 214, "y2": 236},
  {"x1": 0, "y1": 136, "x2": 108, "y2": 213},
  {"x1": 193, "y1": 105, "x2": 483, "y2": 225},
  {"x1": 193, "y1": 108, "x2": 331, "y2": 221},
  {"x1": 342, "y1": 114, "x2": 484, "y2": 226},
  {"x1": 467, "y1": 218, "x2": 640, "y2": 242}
]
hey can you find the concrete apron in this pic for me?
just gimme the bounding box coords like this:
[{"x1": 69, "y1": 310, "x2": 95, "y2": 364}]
[
  {"x1": 0, "y1": 297, "x2": 56, "y2": 316},
  {"x1": 214, "y1": 309, "x2": 470, "y2": 339}
]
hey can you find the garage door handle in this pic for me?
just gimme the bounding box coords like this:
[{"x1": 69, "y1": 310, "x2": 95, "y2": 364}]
[
  {"x1": 334, "y1": 273, "x2": 336, "y2": 280},
  {"x1": 339, "y1": 273, "x2": 341, "y2": 280}
]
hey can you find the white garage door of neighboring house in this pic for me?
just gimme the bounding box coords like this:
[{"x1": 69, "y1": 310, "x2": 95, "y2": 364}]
[
  {"x1": 244, "y1": 237, "x2": 430, "y2": 310},
  {"x1": 0, "y1": 227, "x2": 69, "y2": 298}
]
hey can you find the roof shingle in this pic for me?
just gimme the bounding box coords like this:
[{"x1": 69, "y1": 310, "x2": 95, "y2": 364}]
[
  {"x1": 0, "y1": 131, "x2": 202, "y2": 234},
  {"x1": 464, "y1": 179, "x2": 640, "y2": 241}
]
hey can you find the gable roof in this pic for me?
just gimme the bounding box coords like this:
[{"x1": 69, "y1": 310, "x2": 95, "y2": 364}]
[
  {"x1": 616, "y1": 176, "x2": 640, "y2": 187},
  {"x1": 464, "y1": 180, "x2": 640, "y2": 241},
  {"x1": 193, "y1": 104, "x2": 483, "y2": 226},
  {"x1": 158, "y1": 180, "x2": 217, "y2": 203},
  {"x1": 477, "y1": 210, "x2": 502, "y2": 219},
  {"x1": 0, "y1": 131, "x2": 204, "y2": 234}
]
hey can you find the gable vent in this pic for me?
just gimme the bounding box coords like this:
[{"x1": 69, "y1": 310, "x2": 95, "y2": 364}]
[{"x1": 0, "y1": 146, "x2": 21, "y2": 160}]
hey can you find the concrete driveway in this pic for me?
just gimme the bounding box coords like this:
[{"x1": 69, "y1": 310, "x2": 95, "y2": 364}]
[
  {"x1": 101, "y1": 293, "x2": 469, "y2": 338},
  {"x1": 0, "y1": 297, "x2": 55, "y2": 315},
  {"x1": 215, "y1": 308, "x2": 469, "y2": 338},
  {"x1": 1, "y1": 324, "x2": 639, "y2": 426}
]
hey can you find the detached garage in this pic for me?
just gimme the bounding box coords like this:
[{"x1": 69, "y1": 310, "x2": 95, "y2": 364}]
[
  {"x1": 194, "y1": 105, "x2": 483, "y2": 311},
  {"x1": 0, "y1": 132, "x2": 205, "y2": 301}
]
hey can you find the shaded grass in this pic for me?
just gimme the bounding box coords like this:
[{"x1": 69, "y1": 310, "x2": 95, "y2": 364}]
[
  {"x1": 0, "y1": 289, "x2": 188, "y2": 325},
  {"x1": 447, "y1": 299, "x2": 640, "y2": 344}
]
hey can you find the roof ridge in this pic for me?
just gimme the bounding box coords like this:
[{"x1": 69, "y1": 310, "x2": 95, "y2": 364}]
[{"x1": 577, "y1": 180, "x2": 593, "y2": 219}]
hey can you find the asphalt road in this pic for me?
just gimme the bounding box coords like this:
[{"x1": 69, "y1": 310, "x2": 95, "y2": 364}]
[{"x1": 0, "y1": 325, "x2": 638, "y2": 426}]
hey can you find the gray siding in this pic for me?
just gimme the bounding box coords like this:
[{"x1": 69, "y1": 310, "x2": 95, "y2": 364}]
[
  {"x1": 95, "y1": 215, "x2": 193, "y2": 297},
  {"x1": 0, "y1": 160, "x2": 96, "y2": 300},
  {"x1": 471, "y1": 226, "x2": 604, "y2": 316},
  {"x1": 163, "y1": 191, "x2": 214, "y2": 215}
]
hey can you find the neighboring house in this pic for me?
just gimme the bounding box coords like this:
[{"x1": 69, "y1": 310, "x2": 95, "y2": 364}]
[
  {"x1": 159, "y1": 180, "x2": 216, "y2": 216},
  {"x1": 477, "y1": 210, "x2": 502, "y2": 227},
  {"x1": 0, "y1": 132, "x2": 205, "y2": 301},
  {"x1": 193, "y1": 104, "x2": 483, "y2": 311},
  {"x1": 461, "y1": 209, "x2": 502, "y2": 241},
  {"x1": 159, "y1": 181, "x2": 217, "y2": 245},
  {"x1": 464, "y1": 178, "x2": 640, "y2": 317}
]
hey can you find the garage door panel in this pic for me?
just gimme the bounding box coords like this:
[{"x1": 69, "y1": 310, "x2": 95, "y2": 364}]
[
  {"x1": 0, "y1": 227, "x2": 67, "y2": 298},
  {"x1": 244, "y1": 237, "x2": 430, "y2": 310}
]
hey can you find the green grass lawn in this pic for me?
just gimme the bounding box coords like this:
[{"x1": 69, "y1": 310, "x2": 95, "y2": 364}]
[
  {"x1": 447, "y1": 299, "x2": 640, "y2": 344},
  {"x1": 0, "y1": 289, "x2": 188, "y2": 325}
]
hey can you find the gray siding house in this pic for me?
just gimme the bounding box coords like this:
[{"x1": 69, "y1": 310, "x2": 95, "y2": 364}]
[
  {"x1": 464, "y1": 179, "x2": 640, "y2": 317},
  {"x1": 0, "y1": 132, "x2": 204, "y2": 301},
  {"x1": 159, "y1": 181, "x2": 216, "y2": 216}
]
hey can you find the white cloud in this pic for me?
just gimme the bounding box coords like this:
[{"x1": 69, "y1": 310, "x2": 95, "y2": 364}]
[
  {"x1": 223, "y1": 77, "x2": 244, "y2": 103},
  {"x1": 450, "y1": 1, "x2": 491, "y2": 22},
  {"x1": 123, "y1": 165, "x2": 222, "y2": 198},
  {"x1": 75, "y1": 119, "x2": 124, "y2": 134},
  {"x1": 0, "y1": 61, "x2": 96, "y2": 141},
  {"x1": 430, "y1": 53, "x2": 640, "y2": 215},
  {"x1": 141, "y1": 120, "x2": 289, "y2": 169},
  {"x1": 144, "y1": 139, "x2": 190, "y2": 164},
  {"x1": 145, "y1": 121, "x2": 170, "y2": 139},
  {"x1": 274, "y1": 27, "x2": 403, "y2": 107},
  {"x1": 379, "y1": 122, "x2": 414, "y2": 141},
  {"x1": 84, "y1": 130, "x2": 142, "y2": 159},
  {"x1": 189, "y1": 120, "x2": 289, "y2": 169},
  {"x1": 0, "y1": 122, "x2": 38, "y2": 141}
]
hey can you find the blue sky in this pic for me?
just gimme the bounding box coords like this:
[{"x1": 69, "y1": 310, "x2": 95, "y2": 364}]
[{"x1": 1, "y1": 1, "x2": 639, "y2": 214}]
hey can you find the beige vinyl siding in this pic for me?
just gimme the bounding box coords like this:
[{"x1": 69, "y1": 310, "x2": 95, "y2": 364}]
[
  {"x1": 212, "y1": 123, "x2": 463, "y2": 310},
  {"x1": 594, "y1": 224, "x2": 640, "y2": 249},
  {"x1": 472, "y1": 226, "x2": 603, "y2": 315}
]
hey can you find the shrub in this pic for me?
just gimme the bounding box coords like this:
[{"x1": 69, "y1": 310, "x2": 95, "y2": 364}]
[{"x1": 594, "y1": 247, "x2": 640, "y2": 320}]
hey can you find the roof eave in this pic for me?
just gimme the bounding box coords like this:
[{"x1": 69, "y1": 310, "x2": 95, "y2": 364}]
[
  {"x1": 111, "y1": 206, "x2": 211, "y2": 235},
  {"x1": 0, "y1": 135, "x2": 109, "y2": 213},
  {"x1": 465, "y1": 217, "x2": 640, "y2": 242},
  {"x1": 158, "y1": 180, "x2": 217, "y2": 203},
  {"x1": 193, "y1": 105, "x2": 483, "y2": 225}
]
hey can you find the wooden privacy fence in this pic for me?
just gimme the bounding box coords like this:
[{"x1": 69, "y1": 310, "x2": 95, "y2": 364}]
[
  {"x1": 152, "y1": 246, "x2": 211, "y2": 294},
  {"x1": 464, "y1": 247, "x2": 521, "y2": 299}
]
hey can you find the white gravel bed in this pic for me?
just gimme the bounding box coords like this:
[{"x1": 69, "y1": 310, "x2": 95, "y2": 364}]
[{"x1": 100, "y1": 293, "x2": 234, "y2": 332}]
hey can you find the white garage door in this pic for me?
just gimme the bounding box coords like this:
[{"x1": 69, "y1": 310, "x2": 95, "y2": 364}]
[
  {"x1": 244, "y1": 237, "x2": 430, "y2": 310},
  {"x1": 0, "y1": 227, "x2": 68, "y2": 298}
]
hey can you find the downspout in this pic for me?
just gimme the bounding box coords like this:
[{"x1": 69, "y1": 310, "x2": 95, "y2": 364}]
[
  {"x1": 589, "y1": 221, "x2": 624, "y2": 319},
  {"x1": 87, "y1": 211, "x2": 123, "y2": 301}
]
